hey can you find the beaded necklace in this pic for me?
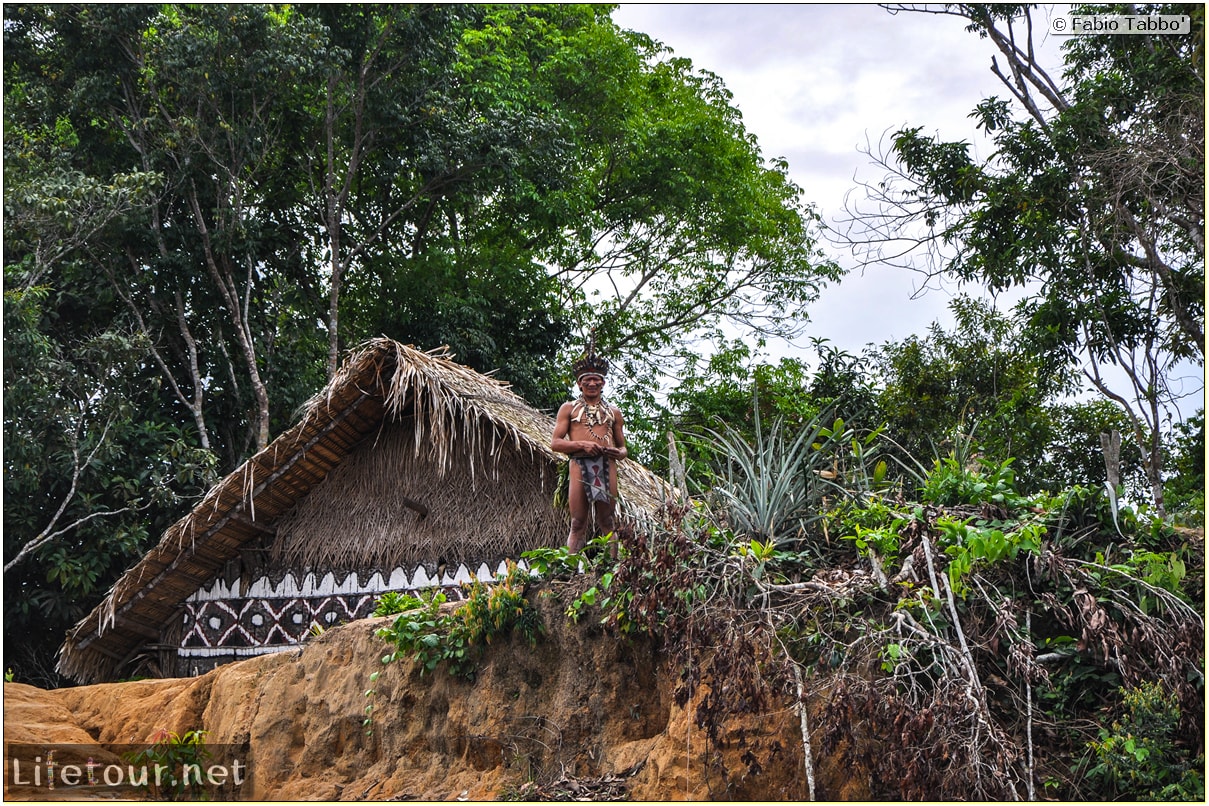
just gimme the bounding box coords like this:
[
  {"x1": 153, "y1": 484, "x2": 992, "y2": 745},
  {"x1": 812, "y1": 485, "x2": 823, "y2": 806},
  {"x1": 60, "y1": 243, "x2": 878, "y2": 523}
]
[
  {"x1": 571, "y1": 395, "x2": 614, "y2": 445},
  {"x1": 587, "y1": 420, "x2": 613, "y2": 444}
]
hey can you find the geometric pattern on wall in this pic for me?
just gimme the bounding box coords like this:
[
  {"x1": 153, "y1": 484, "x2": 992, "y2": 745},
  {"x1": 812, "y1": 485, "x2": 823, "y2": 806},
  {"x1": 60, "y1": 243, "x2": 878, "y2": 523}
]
[
  {"x1": 177, "y1": 559, "x2": 523, "y2": 661},
  {"x1": 180, "y1": 594, "x2": 377, "y2": 651}
]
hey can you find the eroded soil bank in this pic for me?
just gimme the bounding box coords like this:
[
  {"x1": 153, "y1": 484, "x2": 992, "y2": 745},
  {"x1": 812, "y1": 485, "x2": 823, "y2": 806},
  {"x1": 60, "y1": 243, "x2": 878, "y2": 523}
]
[{"x1": 5, "y1": 592, "x2": 871, "y2": 800}]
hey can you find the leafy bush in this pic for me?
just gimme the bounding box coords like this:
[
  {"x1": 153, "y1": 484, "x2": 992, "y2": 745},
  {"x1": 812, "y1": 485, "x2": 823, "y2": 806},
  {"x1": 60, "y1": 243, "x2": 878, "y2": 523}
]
[
  {"x1": 372, "y1": 591, "x2": 428, "y2": 617},
  {"x1": 1085, "y1": 681, "x2": 1204, "y2": 801},
  {"x1": 522, "y1": 536, "x2": 614, "y2": 578},
  {"x1": 843, "y1": 514, "x2": 909, "y2": 564},
  {"x1": 934, "y1": 515, "x2": 1044, "y2": 596},
  {"x1": 375, "y1": 590, "x2": 455, "y2": 675},
  {"x1": 457, "y1": 570, "x2": 543, "y2": 650},
  {"x1": 374, "y1": 563, "x2": 541, "y2": 679},
  {"x1": 1040, "y1": 484, "x2": 1138, "y2": 544},
  {"x1": 920, "y1": 455, "x2": 1025, "y2": 508},
  {"x1": 125, "y1": 729, "x2": 210, "y2": 800}
]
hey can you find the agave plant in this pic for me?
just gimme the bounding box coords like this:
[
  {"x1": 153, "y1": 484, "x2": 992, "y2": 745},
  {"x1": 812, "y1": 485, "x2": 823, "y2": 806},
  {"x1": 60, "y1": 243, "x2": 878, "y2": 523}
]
[{"x1": 698, "y1": 404, "x2": 839, "y2": 546}]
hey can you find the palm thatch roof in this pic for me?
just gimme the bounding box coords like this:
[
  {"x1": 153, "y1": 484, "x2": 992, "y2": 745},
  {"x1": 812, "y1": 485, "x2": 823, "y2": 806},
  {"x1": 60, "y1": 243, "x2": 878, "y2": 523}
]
[{"x1": 58, "y1": 338, "x2": 672, "y2": 683}]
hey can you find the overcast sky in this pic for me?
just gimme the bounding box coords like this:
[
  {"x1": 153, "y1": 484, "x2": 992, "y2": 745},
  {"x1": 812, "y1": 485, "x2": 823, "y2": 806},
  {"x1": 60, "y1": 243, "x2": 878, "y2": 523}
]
[{"x1": 610, "y1": 3, "x2": 1070, "y2": 362}]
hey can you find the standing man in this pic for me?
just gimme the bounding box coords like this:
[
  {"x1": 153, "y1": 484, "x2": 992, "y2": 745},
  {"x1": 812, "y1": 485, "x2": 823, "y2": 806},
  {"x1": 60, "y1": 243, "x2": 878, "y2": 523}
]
[{"x1": 551, "y1": 340, "x2": 627, "y2": 553}]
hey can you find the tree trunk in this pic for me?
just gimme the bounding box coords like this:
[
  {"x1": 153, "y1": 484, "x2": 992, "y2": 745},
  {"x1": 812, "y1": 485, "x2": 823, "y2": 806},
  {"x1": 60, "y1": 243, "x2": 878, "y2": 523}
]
[{"x1": 188, "y1": 187, "x2": 272, "y2": 452}]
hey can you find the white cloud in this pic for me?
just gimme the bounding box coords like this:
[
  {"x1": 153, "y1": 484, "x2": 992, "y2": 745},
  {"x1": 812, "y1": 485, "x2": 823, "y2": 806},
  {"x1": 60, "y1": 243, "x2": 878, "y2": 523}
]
[{"x1": 612, "y1": 3, "x2": 1068, "y2": 360}]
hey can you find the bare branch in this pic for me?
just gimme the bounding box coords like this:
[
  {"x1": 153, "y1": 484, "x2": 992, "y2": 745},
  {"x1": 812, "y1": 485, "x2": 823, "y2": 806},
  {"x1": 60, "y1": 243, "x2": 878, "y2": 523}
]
[{"x1": 4, "y1": 417, "x2": 130, "y2": 574}]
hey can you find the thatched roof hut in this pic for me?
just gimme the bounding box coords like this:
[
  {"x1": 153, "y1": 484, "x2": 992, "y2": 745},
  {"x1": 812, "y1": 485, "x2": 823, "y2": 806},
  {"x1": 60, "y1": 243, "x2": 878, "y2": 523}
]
[{"x1": 58, "y1": 339, "x2": 670, "y2": 683}]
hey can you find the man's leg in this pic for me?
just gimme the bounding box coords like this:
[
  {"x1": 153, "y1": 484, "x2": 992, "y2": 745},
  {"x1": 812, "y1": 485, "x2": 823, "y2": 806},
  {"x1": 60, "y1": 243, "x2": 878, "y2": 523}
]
[
  {"x1": 600, "y1": 456, "x2": 619, "y2": 557},
  {"x1": 594, "y1": 500, "x2": 618, "y2": 558},
  {"x1": 567, "y1": 463, "x2": 590, "y2": 553},
  {"x1": 594, "y1": 501, "x2": 615, "y2": 537}
]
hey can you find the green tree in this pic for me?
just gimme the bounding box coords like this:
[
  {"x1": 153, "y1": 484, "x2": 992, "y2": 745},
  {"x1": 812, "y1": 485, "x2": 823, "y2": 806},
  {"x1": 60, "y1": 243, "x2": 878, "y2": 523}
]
[
  {"x1": 438, "y1": 5, "x2": 842, "y2": 404},
  {"x1": 295, "y1": 4, "x2": 572, "y2": 391},
  {"x1": 330, "y1": 3, "x2": 843, "y2": 415},
  {"x1": 117, "y1": 4, "x2": 330, "y2": 453},
  {"x1": 1036, "y1": 398, "x2": 1146, "y2": 497},
  {"x1": 314, "y1": 4, "x2": 577, "y2": 406},
  {"x1": 872, "y1": 297, "x2": 1043, "y2": 472},
  {"x1": 3, "y1": 290, "x2": 216, "y2": 684},
  {"x1": 3, "y1": 3, "x2": 320, "y2": 679},
  {"x1": 559, "y1": 37, "x2": 842, "y2": 397},
  {"x1": 1164, "y1": 411, "x2": 1205, "y2": 526},
  {"x1": 2, "y1": 121, "x2": 216, "y2": 681},
  {"x1": 841, "y1": 3, "x2": 1204, "y2": 516},
  {"x1": 3, "y1": 3, "x2": 844, "y2": 677},
  {"x1": 869, "y1": 296, "x2": 1139, "y2": 496},
  {"x1": 5, "y1": 4, "x2": 332, "y2": 464},
  {"x1": 299, "y1": 4, "x2": 464, "y2": 377}
]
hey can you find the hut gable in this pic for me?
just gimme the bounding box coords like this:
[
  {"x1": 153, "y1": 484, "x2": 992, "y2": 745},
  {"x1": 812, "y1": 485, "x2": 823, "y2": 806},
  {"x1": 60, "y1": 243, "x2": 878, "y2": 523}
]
[{"x1": 57, "y1": 339, "x2": 669, "y2": 683}]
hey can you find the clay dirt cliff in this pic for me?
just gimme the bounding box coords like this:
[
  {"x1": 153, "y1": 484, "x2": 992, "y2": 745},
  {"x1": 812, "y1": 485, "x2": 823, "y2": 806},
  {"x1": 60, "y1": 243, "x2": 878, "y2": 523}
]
[{"x1": 4, "y1": 590, "x2": 854, "y2": 801}]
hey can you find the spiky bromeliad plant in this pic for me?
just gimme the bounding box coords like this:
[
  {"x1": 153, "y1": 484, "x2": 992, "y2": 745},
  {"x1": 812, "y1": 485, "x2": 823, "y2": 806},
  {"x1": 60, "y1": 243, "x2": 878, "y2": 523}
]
[{"x1": 696, "y1": 405, "x2": 841, "y2": 546}]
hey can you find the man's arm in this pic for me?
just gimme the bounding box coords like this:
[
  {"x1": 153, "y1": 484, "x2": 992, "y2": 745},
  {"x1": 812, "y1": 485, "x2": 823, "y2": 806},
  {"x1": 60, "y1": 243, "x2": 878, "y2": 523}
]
[{"x1": 605, "y1": 407, "x2": 628, "y2": 460}]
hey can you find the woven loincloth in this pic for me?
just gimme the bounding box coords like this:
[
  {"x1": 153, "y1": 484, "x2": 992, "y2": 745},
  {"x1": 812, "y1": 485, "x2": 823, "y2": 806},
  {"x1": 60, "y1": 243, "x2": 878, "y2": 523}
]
[{"x1": 574, "y1": 455, "x2": 613, "y2": 503}]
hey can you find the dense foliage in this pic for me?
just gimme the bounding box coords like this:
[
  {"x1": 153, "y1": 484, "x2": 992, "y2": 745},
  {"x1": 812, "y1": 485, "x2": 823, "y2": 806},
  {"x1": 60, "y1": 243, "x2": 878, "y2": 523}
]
[
  {"x1": 373, "y1": 404, "x2": 1203, "y2": 799},
  {"x1": 653, "y1": 300, "x2": 1200, "y2": 517},
  {"x1": 839, "y1": 3, "x2": 1204, "y2": 518},
  {"x1": 3, "y1": 2, "x2": 834, "y2": 681},
  {"x1": 2, "y1": 13, "x2": 1202, "y2": 777}
]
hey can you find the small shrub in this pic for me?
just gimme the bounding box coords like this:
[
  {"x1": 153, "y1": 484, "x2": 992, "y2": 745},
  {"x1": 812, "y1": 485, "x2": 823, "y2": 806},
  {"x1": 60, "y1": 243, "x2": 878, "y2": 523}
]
[
  {"x1": 375, "y1": 563, "x2": 542, "y2": 679},
  {"x1": 935, "y1": 516, "x2": 1044, "y2": 596},
  {"x1": 520, "y1": 545, "x2": 580, "y2": 578},
  {"x1": 125, "y1": 728, "x2": 210, "y2": 800},
  {"x1": 921, "y1": 456, "x2": 1025, "y2": 508},
  {"x1": 1085, "y1": 681, "x2": 1204, "y2": 801},
  {"x1": 375, "y1": 590, "x2": 452, "y2": 675},
  {"x1": 843, "y1": 518, "x2": 907, "y2": 564},
  {"x1": 372, "y1": 591, "x2": 428, "y2": 617}
]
